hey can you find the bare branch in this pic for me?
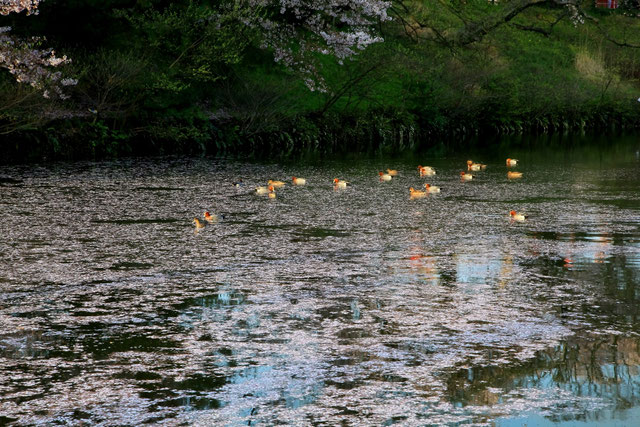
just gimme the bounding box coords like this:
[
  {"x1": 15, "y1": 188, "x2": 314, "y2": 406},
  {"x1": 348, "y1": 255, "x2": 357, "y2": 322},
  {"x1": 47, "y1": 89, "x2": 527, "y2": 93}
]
[
  {"x1": 582, "y1": 13, "x2": 640, "y2": 49},
  {"x1": 513, "y1": 23, "x2": 550, "y2": 36},
  {"x1": 449, "y1": 0, "x2": 551, "y2": 46},
  {"x1": 319, "y1": 62, "x2": 382, "y2": 116}
]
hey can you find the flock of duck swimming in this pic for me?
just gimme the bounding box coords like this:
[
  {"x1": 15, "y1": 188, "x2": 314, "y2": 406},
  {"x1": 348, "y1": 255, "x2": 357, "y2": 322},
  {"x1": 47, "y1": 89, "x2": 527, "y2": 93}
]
[{"x1": 192, "y1": 158, "x2": 527, "y2": 229}]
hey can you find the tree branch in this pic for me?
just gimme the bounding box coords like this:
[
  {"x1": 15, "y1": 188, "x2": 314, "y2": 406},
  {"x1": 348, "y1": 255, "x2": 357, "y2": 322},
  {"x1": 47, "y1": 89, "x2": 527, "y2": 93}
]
[
  {"x1": 449, "y1": 0, "x2": 552, "y2": 46},
  {"x1": 318, "y1": 62, "x2": 382, "y2": 116},
  {"x1": 582, "y1": 13, "x2": 640, "y2": 49},
  {"x1": 511, "y1": 23, "x2": 551, "y2": 36}
]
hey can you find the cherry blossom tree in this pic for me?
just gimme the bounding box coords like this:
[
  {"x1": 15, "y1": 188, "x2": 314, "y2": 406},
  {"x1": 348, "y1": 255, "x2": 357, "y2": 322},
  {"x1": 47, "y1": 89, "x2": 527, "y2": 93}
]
[
  {"x1": 0, "y1": 0, "x2": 76, "y2": 98},
  {"x1": 129, "y1": 0, "x2": 393, "y2": 92},
  {"x1": 0, "y1": 0, "x2": 40, "y2": 15},
  {"x1": 249, "y1": 0, "x2": 392, "y2": 91}
]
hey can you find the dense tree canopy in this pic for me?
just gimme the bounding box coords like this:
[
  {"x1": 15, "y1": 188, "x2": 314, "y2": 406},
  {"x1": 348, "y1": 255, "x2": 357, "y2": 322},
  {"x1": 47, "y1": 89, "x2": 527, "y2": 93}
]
[
  {"x1": 1, "y1": 0, "x2": 640, "y2": 159},
  {"x1": 3, "y1": 0, "x2": 639, "y2": 95}
]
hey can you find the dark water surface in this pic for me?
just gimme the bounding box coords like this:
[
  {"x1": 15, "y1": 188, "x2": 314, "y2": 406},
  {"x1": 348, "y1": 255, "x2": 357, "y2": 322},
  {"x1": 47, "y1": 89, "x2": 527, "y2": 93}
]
[{"x1": 1, "y1": 139, "x2": 639, "y2": 425}]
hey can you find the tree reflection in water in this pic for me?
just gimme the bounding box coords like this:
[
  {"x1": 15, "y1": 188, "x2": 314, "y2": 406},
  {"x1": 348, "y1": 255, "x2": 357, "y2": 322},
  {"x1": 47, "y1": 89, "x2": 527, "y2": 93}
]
[{"x1": 447, "y1": 251, "x2": 640, "y2": 423}]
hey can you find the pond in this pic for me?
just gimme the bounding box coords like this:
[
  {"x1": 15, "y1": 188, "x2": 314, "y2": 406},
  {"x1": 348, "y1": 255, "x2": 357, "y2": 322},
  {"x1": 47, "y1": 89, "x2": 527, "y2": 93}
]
[{"x1": 0, "y1": 136, "x2": 639, "y2": 425}]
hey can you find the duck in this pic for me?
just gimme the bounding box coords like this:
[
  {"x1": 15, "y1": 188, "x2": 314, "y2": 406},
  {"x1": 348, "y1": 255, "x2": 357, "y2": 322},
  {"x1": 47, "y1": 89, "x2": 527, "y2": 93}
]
[
  {"x1": 379, "y1": 171, "x2": 392, "y2": 181},
  {"x1": 460, "y1": 171, "x2": 474, "y2": 181},
  {"x1": 467, "y1": 160, "x2": 487, "y2": 171},
  {"x1": 387, "y1": 169, "x2": 399, "y2": 176},
  {"x1": 268, "y1": 179, "x2": 286, "y2": 188},
  {"x1": 409, "y1": 187, "x2": 427, "y2": 198},
  {"x1": 292, "y1": 176, "x2": 306, "y2": 186},
  {"x1": 466, "y1": 160, "x2": 481, "y2": 171},
  {"x1": 507, "y1": 171, "x2": 523, "y2": 179},
  {"x1": 424, "y1": 183, "x2": 440, "y2": 193},
  {"x1": 418, "y1": 166, "x2": 436, "y2": 177},
  {"x1": 333, "y1": 178, "x2": 348, "y2": 189},
  {"x1": 268, "y1": 185, "x2": 276, "y2": 199},
  {"x1": 193, "y1": 218, "x2": 207, "y2": 229},
  {"x1": 506, "y1": 158, "x2": 518, "y2": 167},
  {"x1": 204, "y1": 211, "x2": 218, "y2": 223},
  {"x1": 509, "y1": 210, "x2": 528, "y2": 222},
  {"x1": 256, "y1": 186, "x2": 269, "y2": 195}
]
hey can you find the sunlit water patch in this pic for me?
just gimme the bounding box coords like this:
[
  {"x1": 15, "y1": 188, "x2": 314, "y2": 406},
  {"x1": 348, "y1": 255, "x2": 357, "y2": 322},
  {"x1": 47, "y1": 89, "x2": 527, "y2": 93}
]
[{"x1": 0, "y1": 140, "x2": 639, "y2": 425}]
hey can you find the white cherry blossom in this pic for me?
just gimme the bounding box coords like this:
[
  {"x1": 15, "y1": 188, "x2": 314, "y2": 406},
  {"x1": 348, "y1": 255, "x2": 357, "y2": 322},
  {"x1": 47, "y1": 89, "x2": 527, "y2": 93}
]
[
  {"x1": 248, "y1": 0, "x2": 391, "y2": 90},
  {"x1": 0, "y1": 0, "x2": 75, "y2": 98}
]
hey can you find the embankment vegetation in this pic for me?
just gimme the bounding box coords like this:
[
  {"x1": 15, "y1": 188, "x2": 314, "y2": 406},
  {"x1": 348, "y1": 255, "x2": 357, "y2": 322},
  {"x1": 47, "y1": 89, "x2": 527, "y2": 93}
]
[{"x1": 1, "y1": 0, "x2": 640, "y2": 162}]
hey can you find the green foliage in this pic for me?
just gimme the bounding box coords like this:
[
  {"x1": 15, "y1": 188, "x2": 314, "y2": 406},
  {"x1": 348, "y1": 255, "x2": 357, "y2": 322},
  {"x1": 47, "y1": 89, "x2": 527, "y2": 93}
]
[
  {"x1": 2, "y1": 0, "x2": 640, "y2": 163},
  {"x1": 72, "y1": 49, "x2": 149, "y2": 116},
  {"x1": 84, "y1": 120, "x2": 131, "y2": 156},
  {"x1": 116, "y1": 1, "x2": 256, "y2": 86}
]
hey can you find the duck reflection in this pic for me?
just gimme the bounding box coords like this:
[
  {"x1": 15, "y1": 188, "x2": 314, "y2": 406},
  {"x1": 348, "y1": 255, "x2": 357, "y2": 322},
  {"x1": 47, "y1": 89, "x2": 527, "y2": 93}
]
[
  {"x1": 497, "y1": 255, "x2": 514, "y2": 289},
  {"x1": 407, "y1": 252, "x2": 440, "y2": 285}
]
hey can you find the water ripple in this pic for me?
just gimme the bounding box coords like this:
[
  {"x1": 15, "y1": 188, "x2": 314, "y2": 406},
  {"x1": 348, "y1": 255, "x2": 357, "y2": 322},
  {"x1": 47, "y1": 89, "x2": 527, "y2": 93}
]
[{"x1": 0, "y1": 146, "x2": 639, "y2": 424}]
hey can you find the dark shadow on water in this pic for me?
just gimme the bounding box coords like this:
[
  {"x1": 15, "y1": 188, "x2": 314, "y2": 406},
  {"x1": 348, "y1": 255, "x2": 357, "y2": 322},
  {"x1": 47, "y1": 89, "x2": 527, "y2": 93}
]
[
  {"x1": 588, "y1": 199, "x2": 640, "y2": 210},
  {"x1": 114, "y1": 370, "x2": 163, "y2": 381},
  {"x1": 110, "y1": 262, "x2": 155, "y2": 270},
  {"x1": 92, "y1": 218, "x2": 181, "y2": 225},
  {"x1": 291, "y1": 227, "x2": 351, "y2": 242},
  {"x1": 82, "y1": 333, "x2": 180, "y2": 359},
  {"x1": 132, "y1": 374, "x2": 226, "y2": 411},
  {"x1": 133, "y1": 186, "x2": 184, "y2": 192},
  {"x1": 528, "y1": 231, "x2": 640, "y2": 245}
]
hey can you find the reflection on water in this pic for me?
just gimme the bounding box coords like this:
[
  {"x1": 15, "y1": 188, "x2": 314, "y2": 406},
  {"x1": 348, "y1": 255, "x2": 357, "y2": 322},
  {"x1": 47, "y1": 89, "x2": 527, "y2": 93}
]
[
  {"x1": 0, "y1": 138, "x2": 639, "y2": 425},
  {"x1": 452, "y1": 335, "x2": 640, "y2": 424}
]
